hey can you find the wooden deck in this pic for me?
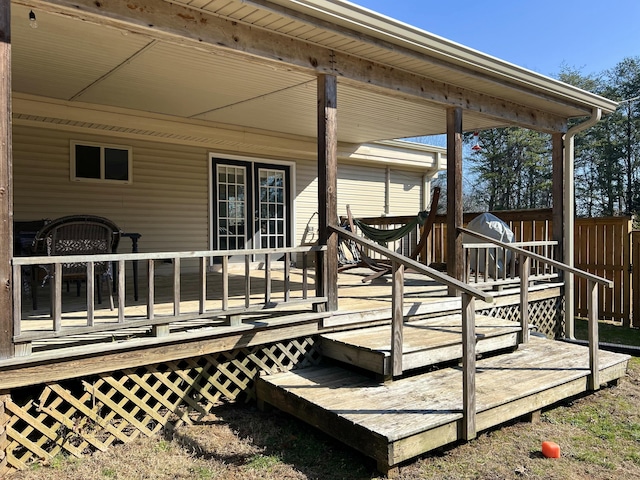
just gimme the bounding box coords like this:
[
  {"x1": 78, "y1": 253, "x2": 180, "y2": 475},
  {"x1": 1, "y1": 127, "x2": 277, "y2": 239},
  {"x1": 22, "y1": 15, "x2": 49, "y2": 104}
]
[{"x1": 256, "y1": 336, "x2": 630, "y2": 475}]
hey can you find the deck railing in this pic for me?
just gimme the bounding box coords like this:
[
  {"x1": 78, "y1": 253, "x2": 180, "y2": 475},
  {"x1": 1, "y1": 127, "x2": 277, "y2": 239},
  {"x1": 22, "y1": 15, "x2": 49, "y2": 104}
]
[
  {"x1": 11, "y1": 245, "x2": 327, "y2": 355},
  {"x1": 459, "y1": 227, "x2": 613, "y2": 392},
  {"x1": 462, "y1": 238, "x2": 559, "y2": 287},
  {"x1": 331, "y1": 224, "x2": 492, "y2": 441},
  {"x1": 332, "y1": 223, "x2": 613, "y2": 442}
]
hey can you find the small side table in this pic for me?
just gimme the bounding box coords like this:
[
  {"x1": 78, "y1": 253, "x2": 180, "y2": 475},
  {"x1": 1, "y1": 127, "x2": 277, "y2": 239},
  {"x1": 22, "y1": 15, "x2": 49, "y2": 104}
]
[{"x1": 121, "y1": 232, "x2": 142, "y2": 301}]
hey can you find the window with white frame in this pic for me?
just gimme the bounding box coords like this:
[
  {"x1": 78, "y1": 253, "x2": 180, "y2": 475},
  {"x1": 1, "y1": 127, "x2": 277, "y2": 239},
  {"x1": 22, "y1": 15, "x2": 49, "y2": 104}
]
[{"x1": 71, "y1": 141, "x2": 132, "y2": 183}]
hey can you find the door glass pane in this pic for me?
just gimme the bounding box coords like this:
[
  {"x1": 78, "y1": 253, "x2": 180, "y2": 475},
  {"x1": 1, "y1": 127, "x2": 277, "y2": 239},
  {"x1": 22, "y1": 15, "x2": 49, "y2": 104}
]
[
  {"x1": 217, "y1": 165, "x2": 247, "y2": 250},
  {"x1": 257, "y1": 168, "x2": 287, "y2": 251}
]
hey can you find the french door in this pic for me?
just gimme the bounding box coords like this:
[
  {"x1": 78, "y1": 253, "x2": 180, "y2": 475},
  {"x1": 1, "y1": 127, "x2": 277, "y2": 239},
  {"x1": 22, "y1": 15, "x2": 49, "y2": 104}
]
[{"x1": 212, "y1": 157, "x2": 292, "y2": 260}]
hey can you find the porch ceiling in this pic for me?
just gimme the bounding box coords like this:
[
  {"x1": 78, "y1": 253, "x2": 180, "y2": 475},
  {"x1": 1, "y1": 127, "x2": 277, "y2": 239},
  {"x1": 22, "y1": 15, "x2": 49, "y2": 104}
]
[{"x1": 11, "y1": 1, "x2": 617, "y2": 144}]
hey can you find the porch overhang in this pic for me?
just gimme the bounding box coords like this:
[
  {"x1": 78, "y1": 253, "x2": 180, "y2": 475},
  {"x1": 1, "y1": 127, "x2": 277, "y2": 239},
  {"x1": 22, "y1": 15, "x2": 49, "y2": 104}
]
[{"x1": 11, "y1": 0, "x2": 618, "y2": 144}]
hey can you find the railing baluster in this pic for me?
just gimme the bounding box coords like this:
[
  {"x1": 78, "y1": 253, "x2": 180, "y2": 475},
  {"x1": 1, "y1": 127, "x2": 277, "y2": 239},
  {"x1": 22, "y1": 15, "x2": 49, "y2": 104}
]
[
  {"x1": 483, "y1": 248, "x2": 489, "y2": 282},
  {"x1": 86, "y1": 262, "x2": 94, "y2": 326},
  {"x1": 53, "y1": 263, "x2": 62, "y2": 332},
  {"x1": 222, "y1": 255, "x2": 228, "y2": 311},
  {"x1": 12, "y1": 265, "x2": 22, "y2": 336},
  {"x1": 244, "y1": 255, "x2": 251, "y2": 308},
  {"x1": 199, "y1": 256, "x2": 207, "y2": 315},
  {"x1": 118, "y1": 259, "x2": 125, "y2": 323},
  {"x1": 173, "y1": 257, "x2": 180, "y2": 316},
  {"x1": 302, "y1": 252, "x2": 308, "y2": 299},
  {"x1": 265, "y1": 253, "x2": 271, "y2": 304},
  {"x1": 391, "y1": 261, "x2": 404, "y2": 377},
  {"x1": 10, "y1": 246, "x2": 327, "y2": 352},
  {"x1": 147, "y1": 259, "x2": 155, "y2": 320},
  {"x1": 284, "y1": 252, "x2": 291, "y2": 302}
]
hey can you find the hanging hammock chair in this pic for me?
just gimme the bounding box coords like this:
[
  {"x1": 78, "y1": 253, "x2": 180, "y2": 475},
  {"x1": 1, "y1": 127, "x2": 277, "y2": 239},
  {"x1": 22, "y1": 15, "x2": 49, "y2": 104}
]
[
  {"x1": 352, "y1": 210, "x2": 429, "y2": 247},
  {"x1": 338, "y1": 187, "x2": 441, "y2": 281}
]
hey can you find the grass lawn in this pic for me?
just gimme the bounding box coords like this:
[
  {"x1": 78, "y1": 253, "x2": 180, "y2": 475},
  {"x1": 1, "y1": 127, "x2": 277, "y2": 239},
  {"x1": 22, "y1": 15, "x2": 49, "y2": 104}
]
[{"x1": 574, "y1": 318, "x2": 640, "y2": 347}]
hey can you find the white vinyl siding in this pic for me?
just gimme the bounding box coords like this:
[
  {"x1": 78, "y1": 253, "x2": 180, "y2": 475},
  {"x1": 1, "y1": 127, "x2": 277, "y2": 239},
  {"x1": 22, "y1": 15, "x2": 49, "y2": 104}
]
[
  {"x1": 13, "y1": 125, "x2": 209, "y2": 255},
  {"x1": 13, "y1": 123, "x2": 436, "y2": 266},
  {"x1": 337, "y1": 164, "x2": 423, "y2": 218},
  {"x1": 389, "y1": 169, "x2": 423, "y2": 216}
]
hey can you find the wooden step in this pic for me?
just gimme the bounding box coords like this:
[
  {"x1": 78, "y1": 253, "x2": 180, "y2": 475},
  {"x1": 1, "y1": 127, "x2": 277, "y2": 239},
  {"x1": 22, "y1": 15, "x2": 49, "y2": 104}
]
[
  {"x1": 320, "y1": 314, "x2": 521, "y2": 377},
  {"x1": 256, "y1": 337, "x2": 630, "y2": 476}
]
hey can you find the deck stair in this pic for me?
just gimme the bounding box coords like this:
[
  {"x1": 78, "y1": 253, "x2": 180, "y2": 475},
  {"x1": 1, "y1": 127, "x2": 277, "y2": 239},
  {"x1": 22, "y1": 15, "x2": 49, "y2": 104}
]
[
  {"x1": 256, "y1": 318, "x2": 631, "y2": 476},
  {"x1": 320, "y1": 313, "x2": 520, "y2": 378}
]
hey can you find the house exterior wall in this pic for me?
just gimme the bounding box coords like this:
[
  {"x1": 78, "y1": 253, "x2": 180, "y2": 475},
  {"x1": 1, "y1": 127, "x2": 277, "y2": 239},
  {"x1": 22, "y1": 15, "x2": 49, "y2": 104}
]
[{"x1": 13, "y1": 122, "x2": 438, "y2": 262}]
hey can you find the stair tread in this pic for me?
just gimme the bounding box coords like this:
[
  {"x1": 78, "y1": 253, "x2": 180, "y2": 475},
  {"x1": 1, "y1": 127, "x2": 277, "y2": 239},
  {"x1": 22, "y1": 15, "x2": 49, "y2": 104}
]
[{"x1": 321, "y1": 313, "x2": 520, "y2": 355}]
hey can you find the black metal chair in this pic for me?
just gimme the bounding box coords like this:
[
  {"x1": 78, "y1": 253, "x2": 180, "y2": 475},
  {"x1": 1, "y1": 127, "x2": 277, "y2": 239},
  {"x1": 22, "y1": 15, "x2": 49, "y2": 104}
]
[{"x1": 31, "y1": 215, "x2": 122, "y2": 311}]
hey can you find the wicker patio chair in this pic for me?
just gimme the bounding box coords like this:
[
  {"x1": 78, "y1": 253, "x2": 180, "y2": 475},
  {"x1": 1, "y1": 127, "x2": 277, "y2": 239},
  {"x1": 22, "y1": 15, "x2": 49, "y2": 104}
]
[{"x1": 31, "y1": 215, "x2": 122, "y2": 311}]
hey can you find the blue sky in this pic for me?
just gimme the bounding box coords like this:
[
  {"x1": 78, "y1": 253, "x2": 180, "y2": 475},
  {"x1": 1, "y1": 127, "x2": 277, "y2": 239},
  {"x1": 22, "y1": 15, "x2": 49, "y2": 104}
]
[{"x1": 353, "y1": 0, "x2": 640, "y2": 78}]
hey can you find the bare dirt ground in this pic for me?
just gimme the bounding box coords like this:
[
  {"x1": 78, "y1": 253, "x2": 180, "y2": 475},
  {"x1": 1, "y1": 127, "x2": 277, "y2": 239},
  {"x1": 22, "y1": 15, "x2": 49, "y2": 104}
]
[{"x1": 11, "y1": 356, "x2": 640, "y2": 480}]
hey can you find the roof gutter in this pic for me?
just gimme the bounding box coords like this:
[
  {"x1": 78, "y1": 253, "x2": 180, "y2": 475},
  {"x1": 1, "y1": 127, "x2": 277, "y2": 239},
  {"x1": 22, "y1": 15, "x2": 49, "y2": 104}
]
[
  {"x1": 271, "y1": 0, "x2": 618, "y2": 115},
  {"x1": 563, "y1": 108, "x2": 602, "y2": 339}
]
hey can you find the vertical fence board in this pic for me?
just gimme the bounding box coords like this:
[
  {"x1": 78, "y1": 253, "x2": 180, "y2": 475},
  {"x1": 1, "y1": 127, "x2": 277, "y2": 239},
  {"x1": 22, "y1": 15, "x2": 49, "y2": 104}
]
[{"x1": 632, "y1": 232, "x2": 640, "y2": 327}]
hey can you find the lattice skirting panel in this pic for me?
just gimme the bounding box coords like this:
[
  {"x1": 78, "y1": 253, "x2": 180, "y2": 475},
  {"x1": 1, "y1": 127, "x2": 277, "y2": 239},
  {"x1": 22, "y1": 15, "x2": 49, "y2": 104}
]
[
  {"x1": 479, "y1": 296, "x2": 565, "y2": 339},
  {"x1": 0, "y1": 337, "x2": 322, "y2": 475}
]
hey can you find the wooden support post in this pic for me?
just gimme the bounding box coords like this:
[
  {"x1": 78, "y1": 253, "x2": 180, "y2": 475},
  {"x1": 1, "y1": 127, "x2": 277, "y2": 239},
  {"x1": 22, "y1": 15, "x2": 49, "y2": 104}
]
[
  {"x1": 446, "y1": 107, "x2": 463, "y2": 295},
  {"x1": 391, "y1": 261, "x2": 404, "y2": 378},
  {"x1": 226, "y1": 314, "x2": 242, "y2": 327},
  {"x1": 461, "y1": 292, "x2": 476, "y2": 441},
  {"x1": 519, "y1": 256, "x2": 530, "y2": 343},
  {"x1": 0, "y1": 0, "x2": 12, "y2": 360},
  {"x1": 526, "y1": 410, "x2": 542, "y2": 424},
  {"x1": 152, "y1": 324, "x2": 170, "y2": 337},
  {"x1": 587, "y1": 280, "x2": 600, "y2": 390},
  {"x1": 317, "y1": 74, "x2": 338, "y2": 311}
]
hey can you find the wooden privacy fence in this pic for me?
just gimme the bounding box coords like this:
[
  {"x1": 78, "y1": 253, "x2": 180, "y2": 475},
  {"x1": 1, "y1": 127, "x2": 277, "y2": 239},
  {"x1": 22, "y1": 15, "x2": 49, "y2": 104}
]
[
  {"x1": 574, "y1": 217, "x2": 632, "y2": 326},
  {"x1": 430, "y1": 211, "x2": 636, "y2": 327}
]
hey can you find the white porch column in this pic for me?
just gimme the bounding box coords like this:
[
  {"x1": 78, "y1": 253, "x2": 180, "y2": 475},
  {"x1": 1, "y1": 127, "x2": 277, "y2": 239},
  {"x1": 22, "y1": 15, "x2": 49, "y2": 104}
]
[{"x1": 563, "y1": 109, "x2": 601, "y2": 339}]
